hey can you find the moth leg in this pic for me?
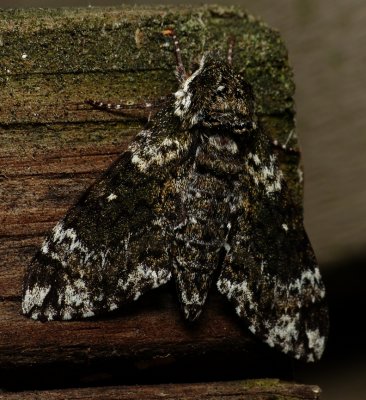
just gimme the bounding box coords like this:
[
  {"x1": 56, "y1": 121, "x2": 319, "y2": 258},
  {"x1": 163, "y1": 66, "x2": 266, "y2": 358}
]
[
  {"x1": 162, "y1": 29, "x2": 188, "y2": 82},
  {"x1": 227, "y1": 36, "x2": 236, "y2": 65},
  {"x1": 85, "y1": 97, "x2": 168, "y2": 120}
]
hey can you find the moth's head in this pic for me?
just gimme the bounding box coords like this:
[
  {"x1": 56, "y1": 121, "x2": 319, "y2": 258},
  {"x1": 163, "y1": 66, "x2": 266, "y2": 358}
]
[{"x1": 174, "y1": 53, "x2": 256, "y2": 133}]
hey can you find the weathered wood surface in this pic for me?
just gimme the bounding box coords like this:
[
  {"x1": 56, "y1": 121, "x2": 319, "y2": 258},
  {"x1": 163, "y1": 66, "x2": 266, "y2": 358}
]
[
  {"x1": 0, "y1": 5, "x2": 298, "y2": 389},
  {"x1": 0, "y1": 379, "x2": 321, "y2": 400}
]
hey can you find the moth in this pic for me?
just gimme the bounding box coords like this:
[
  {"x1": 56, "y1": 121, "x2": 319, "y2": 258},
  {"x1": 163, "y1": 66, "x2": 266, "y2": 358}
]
[{"x1": 22, "y1": 30, "x2": 328, "y2": 362}]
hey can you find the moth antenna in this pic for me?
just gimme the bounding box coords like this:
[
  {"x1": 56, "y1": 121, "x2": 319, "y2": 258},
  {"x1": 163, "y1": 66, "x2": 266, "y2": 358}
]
[
  {"x1": 85, "y1": 98, "x2": 162, "y2": 111},
  {"x1": 227, "y1": 36, "x2": 236, "y2": 66},
  {"x1": 162, "y1": 28, "x2": 188, "y2": 82}
]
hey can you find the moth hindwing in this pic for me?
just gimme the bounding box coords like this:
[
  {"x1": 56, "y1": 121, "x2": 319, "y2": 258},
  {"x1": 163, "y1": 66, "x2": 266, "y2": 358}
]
[{"x1": 22, "y1": 30, "x2": 328, "y2": 362}]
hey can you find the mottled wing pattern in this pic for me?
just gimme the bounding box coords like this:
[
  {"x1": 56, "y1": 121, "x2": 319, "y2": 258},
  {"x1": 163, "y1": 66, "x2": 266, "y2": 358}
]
[
  {"x1": 22, "y1": 43, "x2": 328, "y2": 362},
  {"x1": 217, "y1": 129, "x2": 328, "y2": 362},
  {"x1": 22, "y1": 102, "x2": 193, "y2": 321}
]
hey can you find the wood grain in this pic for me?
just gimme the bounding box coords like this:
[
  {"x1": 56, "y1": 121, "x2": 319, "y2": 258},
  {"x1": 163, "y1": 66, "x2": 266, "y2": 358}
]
[
  {"x1": 0, "y1": 380, "x2": 321, "y2": 400},
  {"x1": 0, "y1": 5, "x2": 298, "y2": 390}
]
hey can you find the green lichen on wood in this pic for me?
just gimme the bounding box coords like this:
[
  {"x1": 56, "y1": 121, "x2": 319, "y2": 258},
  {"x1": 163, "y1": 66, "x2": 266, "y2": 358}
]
[
  {"x1": 0, "y1": 5, "x2": 300, "y2": 203},
  {"x1": 0, "y1": 6, "x2": 294, "y2": 113}
]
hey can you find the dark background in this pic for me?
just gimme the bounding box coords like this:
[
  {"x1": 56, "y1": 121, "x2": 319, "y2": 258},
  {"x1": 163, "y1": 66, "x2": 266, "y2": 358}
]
[{"x1": 1, "y1": 1, "x2": 365, "y2": 399}]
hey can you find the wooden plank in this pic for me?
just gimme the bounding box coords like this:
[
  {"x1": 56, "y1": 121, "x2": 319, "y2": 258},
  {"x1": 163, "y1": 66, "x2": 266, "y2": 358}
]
[
  {"x1": 0, "y1": 290, "x2": 294, "y2": 391},
  {"x1": 0, "y1": 290, "x2": 255, "y2": 366},
  {"x1": 0, "y1": 5, "x2": 299, "y2": 389},
  {"x1": 0, "y1": 379, "x2": 321, "y2": 400}
]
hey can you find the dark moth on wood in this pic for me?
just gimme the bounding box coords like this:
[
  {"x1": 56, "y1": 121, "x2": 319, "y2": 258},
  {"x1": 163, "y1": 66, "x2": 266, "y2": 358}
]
[{"x1": 22, "y1": 30, "x2": 328, "y2": 362}]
